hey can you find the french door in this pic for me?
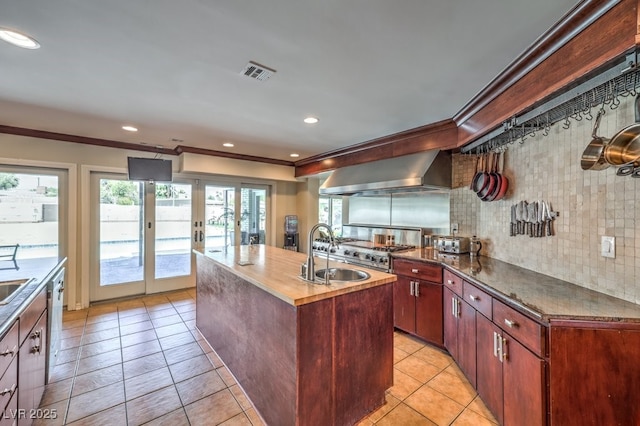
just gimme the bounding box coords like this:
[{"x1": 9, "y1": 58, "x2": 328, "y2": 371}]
[{"x1": 90, "y1": 174, "x2": 269, "y2": 302}]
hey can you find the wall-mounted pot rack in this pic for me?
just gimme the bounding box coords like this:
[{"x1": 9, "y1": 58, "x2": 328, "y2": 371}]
[{"x1": 461, "y1": 50, "x2": 640, "y2": 155}]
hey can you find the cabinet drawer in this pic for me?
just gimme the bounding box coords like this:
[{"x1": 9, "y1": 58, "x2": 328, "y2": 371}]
[
  {"x1": 493, "y1": 299, "x2": 546, "y2": 357},
  {"x1": 443, "y1": 270, "x2": 463, "y2": 297},
  {"x1": 463, "y1": 281, "x2": 492, "y2": 319},
  {"x1": 0, "y1": 322, "x2": 18, "y2": 379},
  {"x1": 0, "y1": 356, "x2": 17, "y2": 417},
  {"x1": 19, "y1": 287, "x2": 46, "y2": 346},
  {"x1": 393, "y1": 259, "x2": 442, "y2": 283}
]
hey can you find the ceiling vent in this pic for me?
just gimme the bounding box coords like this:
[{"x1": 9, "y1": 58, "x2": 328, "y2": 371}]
[{"x1": 240, "y1": 61, "x2": 276, "y2": 82}]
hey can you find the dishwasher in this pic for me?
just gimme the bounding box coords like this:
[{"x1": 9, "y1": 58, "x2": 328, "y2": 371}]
[{"x1": 46, "y1": 267, "x2": 65, "y2": 384}]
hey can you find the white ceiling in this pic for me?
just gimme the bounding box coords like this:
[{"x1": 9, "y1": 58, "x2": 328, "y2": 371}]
[{"x1": 0, "y1": 0, "x2": 580, "y2": 161}]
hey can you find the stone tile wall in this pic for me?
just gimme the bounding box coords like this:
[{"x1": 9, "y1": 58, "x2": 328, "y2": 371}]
[{"x1": 451, "y1": 94, "x2": 640, "y2": 304}]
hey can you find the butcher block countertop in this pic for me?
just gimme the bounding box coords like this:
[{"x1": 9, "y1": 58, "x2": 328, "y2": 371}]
[
  {"x1": 195, "y1": 245, "x2": 396, "y2": 306},
  {"x1": 392, "y1": 248, "x2": 640, "y2": 323}
]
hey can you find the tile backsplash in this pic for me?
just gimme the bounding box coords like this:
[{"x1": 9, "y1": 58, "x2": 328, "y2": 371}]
[{"x1": 451, "y1": 94, "x2": 640, "y2": 305}]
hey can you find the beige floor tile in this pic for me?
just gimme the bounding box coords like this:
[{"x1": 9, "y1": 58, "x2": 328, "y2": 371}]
[
  {"x1": 159, "y1": 330, "x2": 195, "y2": 351},
  {"x1": 63, "y1": 310, "x2": 88, "y2": 322},
  {"x1": 176, "y1": 370, "x2": 227, "y2": 405},
  {"x1": 79, "y1": 337, "x2": 121, "y2": 359},
  {"x1": 405, "y1": 385, "x2": 465, "y2": 426},
  {"x1": 389, "y1": 368, "x2": 422, "y2": 400},
  {"x1": 120, "y1": 329, "x2": 157, "y2": 348},
  {"x1": 146, "y1": 305, "x2": 176, "y2": 316},
  {"x1": 125, "y1": 366, "x2": 174, "y2": 401},
  {"x1": 151, "y1": 314, "x2": 183, "y2": 328},
  {"x1": 163, "y1": 341, "x2": 204, "y2": 365},
  {"x1": 87, "y1": 304, "x2": 118, "y2": 316},
  {"x1": 184, "y1": 319, "x2": 197, "y2": 330},
  {"x1": 427, "y1": 370, "x2": 477, "y2": 406},
  {"x1": 216, "y1": 365, "x2": 238, "y2": 387},
  {"x1": 167, "y1": 291, "x2": 194, "y2": 303},
  {"x1": 83, "y1": 318, "x2": 119, "y2": 334},
  {"x1": 76, "y1": 348, "x2": 122, "y2": 376},
  {"x1": 85, "y1": 311, "x2": 118, "y2": 325},
  {"x1": 154, "y1": 322, "x2": 189, "y2": 339},
  {"x1": 395, "y1": 355, "x2": 442, "y2": 384},
  {"x1": 245, "y1": 407, "x2": 266, "y2": 426},
  {"x1": 178, "y1": 310, "x2": 196, "y2": 321},
  {"x1": 184, "y1": 389, "x2": 243, "y2": 425},
  {"x1": 376, "y1": 402, "x2": 437, "y2": 426},
  {"x1": 207, "y1": 351, "x2": 225, "y2": 368},
  {"x1": 122, "y1": 338, "x2": 162, "y2": 362},
  {"x1": 229, "y1": 384, "x2": 253, "y2": 411},
  {"x1": 118, "y1": 306, "x2": 148, "y2": 319},
  {"x1": 72, "y1": 364, "x2": 123, "y2": 397},
  {"x1": 394, "y1": 332, "x2": 426, "y2": 354},
  {"x1": 466, "y1": 395, "x2": 497, "y2": 423},
  {"x1": 412, "y1": 345, "x2": 453, "y2": 370},
  {"x1": 142, "y1": 408, "x2": 190, "y2": 426},
  {"x1": 62, "y1": 318, "x2": 86, "y2": 331},
  {"x1": 117, "y1": 299, "x2": 146, "y2": 309},
  {"x1": 125, "y1": 385, "x2": 182, "y2": 425},
  {"x1": 57, "y1": 347, "x2": 80, "y2": 364},
  {"x1": 66, "y1": 403, "x2": 127, "y2": 426},
  {"x1": 168, "y1": 353, "x2": 215, "y2": 383},
  {"x1": 40, "y1": 377, "x2": 73, "y2": 406},
  {"x1": 32, "y1": 398, "x2": 68, "y2": 426},
  {"x1": 220, "y1": 412, "x2": 253, "y2": 426},
  {"x1": 451, "y1": 408, "x2": 499, "y2": 426},
  {"x1": 123, "y1": 352, "x2": 167, "y2": 379},
  {"x1": 118, "y1": 312, "x2": 150, "y2": 326},
  {"x1": 49, "y1": 360, "x2": 78, "y2": 383},
  {"x1": 81, "y1": 327, "x2": 120, "y2": 345},
  {"x1": 60, "y1": 326, "x2": 84, "y2": 340},
  {"x1": 141, "y1": 294, "x2": 171, "y2": 306},
  {"x1": 119, "y1": 320, "x2": 154, "y2": 336},
  {"x1": 175, "y1": 303, "x2": 195, "y2": 314},
  {"x1": 60, "y1": 335, "x2": 82, "y2": 350},
  {"x1": 363, "y1": 392, "x2": 401, "y2": 423},
  {"x1": 66, "y1": 381, "x2": 125, "y2": 423},
  {"x1": 394, "y1": 346, "x2": 410, "y2": 364}
]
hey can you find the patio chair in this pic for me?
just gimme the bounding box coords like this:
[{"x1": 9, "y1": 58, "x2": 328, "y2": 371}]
[{"x1": 0, "y1": 244, "x2": 19, "y2": 270}]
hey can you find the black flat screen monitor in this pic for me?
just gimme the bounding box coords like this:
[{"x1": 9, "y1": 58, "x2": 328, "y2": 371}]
[{"x1": 127, "y1": 157, "x2": 173, "y2": 182}]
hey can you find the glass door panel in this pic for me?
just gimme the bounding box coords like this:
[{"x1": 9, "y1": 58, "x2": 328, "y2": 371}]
[
  {"x1": 154, "y1": 183, "x2": 192, "y2": 279},
  {"x1": 241, "y1": 186, "x2": 267, "y2": 245},
  {"x1": 99, "y1": 178, "x2": 145, "y2": 286},
  {"x1": 204, "y1": 185, "x2": 235, "y2": 250}
]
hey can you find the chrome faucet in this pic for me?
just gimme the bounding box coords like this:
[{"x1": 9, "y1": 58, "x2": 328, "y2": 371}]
[{"x1": 302, "y1": 223, "x2": 336, "y2": 284}]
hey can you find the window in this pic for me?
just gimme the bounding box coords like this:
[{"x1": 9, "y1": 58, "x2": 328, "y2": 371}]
[{"x1": 318, "y1": 196, "x2": 343, "y2": 237}]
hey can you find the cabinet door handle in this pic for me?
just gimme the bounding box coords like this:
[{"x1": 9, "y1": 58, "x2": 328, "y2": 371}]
[
  {"x1": 414, "y1": 282, "x2": 420, "y2": 297},
  {"x1": 504, "y1": 319, "x2": 518, "y2": 328},
  {"x1": 493, "y1": 331, "x2": 498, "y2": 358},
  {"x1": 447, "y1": 279, "x2": 454, "y2": 285},
  {"x1": 501, "y1": 336, "x2": 508, "y2": 362},
  {"x1": 0, "y1": 384, "x2": 16, "y2": 397},
  {"x1": 452, "y1": 297, "x2": 457, "y2": 318},
  {"x1": 469, "y1": 294, "x2": 479, "y2": 302},
  {"x1": 0, "y1": 346, "x2": 16, "y2": 357},
  {"x1": 409, "y1": 281, "x2": 414, "y2": 296},
  {"x1": 411, "y1": 268, "x2": 419, "y2": 273}
]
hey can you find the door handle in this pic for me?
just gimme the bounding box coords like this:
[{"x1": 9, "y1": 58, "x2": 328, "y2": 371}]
[
  {"x1": 194, "y1": 231, "x2": 198, "y2": 242},
  {"x1": 199, "y1": 230, "x2": 204, "y2": 242},
  {"x1": 414, "y1": 282, "x2": 420, "y2": 297},
  {"x1": 409, "y1": 281, "x2": 414, "y2": 296}
]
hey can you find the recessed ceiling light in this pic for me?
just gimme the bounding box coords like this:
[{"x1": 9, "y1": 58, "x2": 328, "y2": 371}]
[
  {"x1": 223, "y1": 143, "x2": 234, "y2": 147},
  {"x1": 0, "y1": 28, "x2": 40, "y2": 49},
  {"x1": 122, "y1": 125, "x2": 138, "y2": 132},
  {"x1": 303, "y1": 117, "x2": 319, "y2": 124},
  {"x1": 290, "y1": 153, "x2": 300, "y2": 158}
]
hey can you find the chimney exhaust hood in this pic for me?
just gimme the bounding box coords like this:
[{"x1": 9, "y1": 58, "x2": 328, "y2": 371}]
[{"x1": 319, "y1": 150, "x2": 451, "y2": 195}]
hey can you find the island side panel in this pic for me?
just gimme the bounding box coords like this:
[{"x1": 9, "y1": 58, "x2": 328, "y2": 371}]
[
  {"x1": 196, "y1": 254, "x2": 297, "y2": 426},
  {"x1": 334, "y1": 282, "x2": 394, "y2": 426}
]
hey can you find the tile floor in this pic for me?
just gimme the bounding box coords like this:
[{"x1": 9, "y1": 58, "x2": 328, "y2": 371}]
[{"x1": 38, "y1": 289, "x2": 497, "y2": 425}]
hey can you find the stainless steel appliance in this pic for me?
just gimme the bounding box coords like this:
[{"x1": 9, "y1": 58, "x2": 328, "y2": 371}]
[
  {"x1": 434, "y1": 236, "x2": 470, "y2": 254},
  {"x1": 46, "y1": 267, "x2": 64, "y2": 383},
  {"x1": 312, "y1": 225, "x2": 422, "y2": 271}
]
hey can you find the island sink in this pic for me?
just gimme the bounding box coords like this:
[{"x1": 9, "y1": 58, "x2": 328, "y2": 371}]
[
  {"x1": 0, "y1": 278, "x2": 31, "y2": 305},
  {"x1": 314, "y1": 268, "x2": 370, "y2": 282}
]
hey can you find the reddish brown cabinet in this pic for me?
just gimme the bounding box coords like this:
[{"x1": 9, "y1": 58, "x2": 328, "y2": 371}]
[
  {"x1": 443, "y1": 287, "x2": 477, "y2": 387},
  {"x1": 392, "y1": 259, "x2": 443, "y2": 346}
]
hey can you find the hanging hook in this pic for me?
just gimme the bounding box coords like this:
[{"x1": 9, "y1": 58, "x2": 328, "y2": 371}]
[
  {"x1": 562, "y1": 112, "x2": 571, "y2": 129},
  {"x1": 542, "y1": 112, "x2": 551, "y2": 137}
]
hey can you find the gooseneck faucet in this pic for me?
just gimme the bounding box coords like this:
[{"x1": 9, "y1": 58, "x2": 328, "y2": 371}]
[{"x1": 303, "y1": 223, "x2": 336, "y2": 284}]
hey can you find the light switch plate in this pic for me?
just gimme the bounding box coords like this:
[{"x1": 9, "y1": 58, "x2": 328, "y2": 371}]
[
  {"x1": 451, "y1": 223, "x2": 459, "y2": 233},
  {"x1": 601, "y1": 236, "x2": 615, "y2": 258}
]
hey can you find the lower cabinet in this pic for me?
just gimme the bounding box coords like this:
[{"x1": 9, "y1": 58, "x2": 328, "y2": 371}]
[
  {"x1": 393, "y1": 259, "x2": 443, "y2": 346},
  {"x1": 443, "y1": 287, "x2": 477, "y2": 387}
]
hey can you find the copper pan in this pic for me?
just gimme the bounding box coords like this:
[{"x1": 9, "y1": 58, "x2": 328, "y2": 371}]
[{"x1": 604, "y1": 95, "x2": 640, "y2": 170}]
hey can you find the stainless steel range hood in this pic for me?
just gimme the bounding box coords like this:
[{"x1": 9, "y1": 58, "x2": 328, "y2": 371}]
[{"x1": 319, "y1": 150, "x2": 451, "y2": 195}]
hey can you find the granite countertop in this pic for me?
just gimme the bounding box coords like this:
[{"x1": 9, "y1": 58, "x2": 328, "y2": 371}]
[
  {"x1": 196, "y1": 245, "x2": 397, "y2": 306},
  {"x1": 0, "y1": 257, "x2": 67, "y2": 337},
  {"x1": 392, "y1": 249, "x2": 640, "y2": 323}
]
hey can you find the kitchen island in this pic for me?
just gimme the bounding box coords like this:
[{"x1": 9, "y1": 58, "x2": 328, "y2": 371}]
[{"x1": 195, "y1": 245, "x2": 397, "y2": 426}]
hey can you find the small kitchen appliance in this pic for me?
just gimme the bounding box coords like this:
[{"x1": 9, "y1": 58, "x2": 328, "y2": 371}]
[
  {"x1": 435, "y1": 236, "x2": 470, "y2": 254},
  {"x1": 470, "y1": 236, "x2": 482, "y2": 257}
]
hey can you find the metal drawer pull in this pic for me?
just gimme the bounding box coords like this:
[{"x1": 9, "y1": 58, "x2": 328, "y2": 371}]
[
  {"x1": 414, "y1": 282, "x2": 420, "y2": 297},
  {"x1": 469, "y1": 294, "x2": 479, "y2": 302},
  {"x1": 411, "y1": 268, "x2": 419, "y2": 273},
  {"x1": 504, "y1": 319, "x2": 518, "y2": 328},
  {"x1": 447, "y1": 279, "x2": 454, "y2": 285},
  {"x1": 493, "y1": 331, "x2": 498, "y2": 357},
  {"x1": 501, "y1": 337, "x2": 508, "y2": 361},
  {"x1": 0, "y1": 346, "x2": 16, "y2": 357},
  {"x1": 452, "y1": 298, "x2": 457, "y2": 317},
  {"x1": 409, "y1": 281, "x2": 415, "y2": 296},
  {"x1": 0, "y1": 384, "x2": 16, "y2": 396}
]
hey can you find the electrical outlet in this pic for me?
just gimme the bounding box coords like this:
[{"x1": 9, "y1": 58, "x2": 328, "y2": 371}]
[
  {"x1": 601, "y1": 236, "x2": 615, "y2": 258},
  {"x1": 451, "y1": 223, "x2": 459, "y2": 234}
]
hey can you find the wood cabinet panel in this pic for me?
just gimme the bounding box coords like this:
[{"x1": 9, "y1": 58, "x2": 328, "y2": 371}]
[
  {"x1": 18, "y1": 312, "x2": 47, "y2": 426},
  {"x1": 393, "y1": 259, "x2": 442, "y2": 283},
  {"x1": 443, "y1": 288, "x2": 458, "y2": 360},
  {"x1": 457, "y1": 300, "x2": 477, "y2": 389},
  {"x1": 393, "y1": 277, "x2": 416, "y2": 333},
  {"x1": 463, "y1": 281, "x2": 492, "y2": 319},
  {"x1": 0, "y1": 322, "x2": 18, "y2": 380},
  {"x1": 18, "y1": 289, "x2": 46, "y2": 347},
  {"x1": 443, "y1": 270, "x2": 463, "y2": 298},
  {"x1": 415, "y1": 281, "x2": 443, "y2": 346},
  {"x1": 493, "y1": 299, "x2": 545, "y2": 357},
  {"x1": 0, "y1": 356, "x2": 17, "y2": 420},
  {"x1": 476, "y1": 314, "x2": 504, "y2": 424}
]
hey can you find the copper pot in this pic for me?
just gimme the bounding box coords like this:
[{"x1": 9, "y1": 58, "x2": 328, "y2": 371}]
[{"x1": 604, "y1": 95, "x2": 640, "y2": 170}]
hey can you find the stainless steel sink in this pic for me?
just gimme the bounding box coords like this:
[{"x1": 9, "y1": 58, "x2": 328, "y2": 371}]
[
  {"x1": 0, "y1": 279, "x2": 30, "y2": 305},
  {"x1": 314, "y1": 268, "x2": 370, "y2": 282}
]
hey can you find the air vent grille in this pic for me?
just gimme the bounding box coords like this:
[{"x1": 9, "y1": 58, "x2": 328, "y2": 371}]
[{"x1": 240, "y1": 61, "x2": 276, "y2": 81}]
